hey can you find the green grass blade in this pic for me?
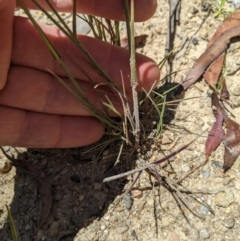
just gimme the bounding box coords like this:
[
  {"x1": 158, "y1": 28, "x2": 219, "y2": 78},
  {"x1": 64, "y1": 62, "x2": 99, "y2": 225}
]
[
  {"x1": 6, "y1": 205, "x2": 19, "y2": 241},
  {"x1": 103, "y1": 96, "x2": 122, "y2": 117},
  {"x1": 114, "y1": 21, "x2": 120, "y2": 46},
  {"x1": 30, "y1": 0, "x2": 121, "y2": 92}
]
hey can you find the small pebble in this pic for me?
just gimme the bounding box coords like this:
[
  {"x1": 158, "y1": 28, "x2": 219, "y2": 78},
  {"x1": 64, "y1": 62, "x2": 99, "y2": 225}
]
[
  {"x1": 201, "y1": 2, "x2": 211, "y2": 11},
  {"x1": 222, "y1": 177, "x2": 232, "y2": 186},
  {"x1": 212, "y1": 160, "x2": 222, "y2": 169},
  {"x1": 79, "y1": 195, "x2": 85, "y2": 201},
  {"x1": 222, "y1": 217, "x2": 235, "y2": 228},
  {"x1": 104, "y1": 215, "x2": 110, "y2": 221},
  {"x1": 149, "y1": 155, "x2": 157, "y2": 163},
  {"x1": 181, "y1": 163, "x2": 190, "y2": 172},
  {"x1": 167, "y1": 232, "x2": 180, "y2": 241},
  {"x1": 233, "y1": 96, "x2": 240, "y2": 107},
  {"x1": 102, "y1": 149, "x2": 109, "y2": 156},
  {"x1": 230, "y1": 204, "x2": 240, "y2": 218},
  {"x1": 131, "y1": 190, "x2": 143, "y2": 198},
  {"x1": 54, "y1": 191, "x2": 64, "y2": 201},
  {"x1": 199, "y1": 228, "x2": 210, "y2": 239},
  {"x1": 232, "y1": 86, "x2": 240, "y2": 96},
  {"x1": 116, "y1": 226, "x2": 129, "y2": 234},
  {"x1": 49, "y1": 221, "x2": 60, "y2": 236},
  {"x1": 0, "y1": 158, "x2": 12, "y2": 174},
  {"x1": 230, "y1": 0, "x2": 240, "y2": 9},
  {"x1": 200, "y1": 169, "x2": 210, "y2": 179},
  {"x1": 199, "y1": 29, "x2": 208, "y2": 39},
  {"x1": 123, "y1": 193, "x2": 133, "y2": 210},
  {"x1": 192, "y1": 37, "x2": 199, "y2": 45},
  {"x1": 234, "y1": 180, "x2": 240, "y2": 190},
  {"x1": 161, "y1": 135, "x2": 172, "y2": 145},
  {"x1": 192, "y1": 229, "x2": 200, "y2": 239},
  {"x1": 200, "y1": 205, "x2": 210, "y2": 214},
  {"x1": 109, "y1": 215, "x2": 118, "y2": 224},
  {"x1": 86, "y1": 232, "x2": 97, "y2": 240},
  {"x1": 155, "y1": 26, "x2": 162, "y2": 34},
  {"x1": 115, "y1": 206, "x2": 124, "y2": 212},
  {"x1": 192, "y1": 7, "x2": 199, "y2": 14},
  {"x1": 25, "y1": 224, "x2": 31, "y2": 231},
  {"x1": 215, "y1": 190, "x2": 234, "y2": 208},
  {"x1": 94, "y1": 182, "x2": 102, "y2": 191},
  {"x1": 198, "y1": 118, "x2": 205, "y2": 126},
  {"x1": 100, "y1": 225, "x2": 106, "y2": 230}
]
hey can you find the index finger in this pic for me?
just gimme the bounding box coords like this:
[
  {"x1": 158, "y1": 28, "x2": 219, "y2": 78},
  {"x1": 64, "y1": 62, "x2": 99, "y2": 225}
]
[
  {"x1": 0, "y1": 0, "x2": 15, "y2": 90},
  {"x1": 17, "y1": 0, "x2": 157, "y2": 22}
]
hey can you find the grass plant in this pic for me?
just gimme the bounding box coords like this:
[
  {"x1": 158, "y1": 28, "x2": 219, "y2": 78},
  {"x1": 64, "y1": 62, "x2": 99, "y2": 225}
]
[
  {"x1": 6, "y1": 1, "x2": 194, "y2": 239},
  {"x1": 212, "y1": 0, "x2": 233, "y2": 18},
  {"x1": 16, "y1": 0, "x2": 175, "y2": 152},
  {"x1": 17, "y1": 0, "x2": 146, "y2": 147},
  {"x1": 5, "y1": 2, "x2": 238, "y2": 240}
]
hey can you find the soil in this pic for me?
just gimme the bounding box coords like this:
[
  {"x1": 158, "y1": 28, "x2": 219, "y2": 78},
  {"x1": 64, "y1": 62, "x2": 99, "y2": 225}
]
[{"x1": 1, "y1": 0, "x2": 240, "y2": 240}]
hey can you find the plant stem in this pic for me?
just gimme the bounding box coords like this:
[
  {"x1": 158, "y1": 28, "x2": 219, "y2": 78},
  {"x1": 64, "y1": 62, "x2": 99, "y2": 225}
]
[
  {"x1": 72, "y1": 0, "x2": 77, "y2": 37},
  {"x1": 130, "y1": 0, "x2": 140, "y2": 146}
]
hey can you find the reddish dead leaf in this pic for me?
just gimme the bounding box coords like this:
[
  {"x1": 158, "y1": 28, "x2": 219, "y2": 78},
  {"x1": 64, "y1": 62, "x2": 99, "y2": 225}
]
[
  {"x1": 223, "y1": 117, "x2": 240, "y2": 172},
  {"x1": 205, "y1": 93, "x2": 224, "y2": 159},
  {"x1": 208, "y1": 10, "x2": 240, "y2": 46},
  {"x1": 120, "y1": 34, "x2": 148, "y2": 48},
  {"x1": 203, "y1": 55, "x2": 225, "y2": 90},
  {"x1": 181, "y1": 27, "x2": 240, "y2": 90},
  {"x1": 204, "y1": 10, "x2": 240, "y2": 89},
  {"x1": 0, "y1": 147, "x2": 52, "y2": 238}
]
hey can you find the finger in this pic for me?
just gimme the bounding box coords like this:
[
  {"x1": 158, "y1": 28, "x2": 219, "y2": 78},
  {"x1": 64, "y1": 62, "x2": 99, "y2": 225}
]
[
  {"x1": 0, "y1": 66, "x2": 122, "y2": 116},
  {"x1": 12, "y1": 17, "x2": 160, "y2": 92},
  {"x1": 18, "y1": 0, "x2": 157, "y2": 22},
  {"x1": 0, "y1": 0, "x2": 15, "y2": 90},
  {"x1": 0, "y1": 105, "x2": 104, "y2": 148}
]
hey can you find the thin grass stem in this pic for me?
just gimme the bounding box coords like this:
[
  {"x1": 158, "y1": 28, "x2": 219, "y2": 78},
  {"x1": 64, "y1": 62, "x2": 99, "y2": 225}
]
[
  {"x1": 72, "y1": 0, "x2": 77, "y2": 37},
  {"x1": 6, "y1": 205, "x2": 19, "y2": 241},
  {"x1": 129, "y1": 0, "x2": 140, "y2": 144}
]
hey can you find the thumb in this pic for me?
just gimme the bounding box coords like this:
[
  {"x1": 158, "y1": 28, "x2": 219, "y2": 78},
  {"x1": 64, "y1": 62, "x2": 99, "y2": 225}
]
[{"x1": 0, "y1": 0, "x2": 15, "y2": 90}]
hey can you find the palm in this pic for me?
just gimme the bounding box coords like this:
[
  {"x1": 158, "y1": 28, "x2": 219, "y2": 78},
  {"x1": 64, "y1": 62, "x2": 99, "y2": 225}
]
[{"x1": 0, "y1": 0, "x2": 159, "y2": 148}]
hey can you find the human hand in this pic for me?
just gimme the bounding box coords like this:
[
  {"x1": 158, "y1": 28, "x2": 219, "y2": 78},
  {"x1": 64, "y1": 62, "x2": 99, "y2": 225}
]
[{"x1": 0, "y1": 0, "x2": 159, "y2": 148}]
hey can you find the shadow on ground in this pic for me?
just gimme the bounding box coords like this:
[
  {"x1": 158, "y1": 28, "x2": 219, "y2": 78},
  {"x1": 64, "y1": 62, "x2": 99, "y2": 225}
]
[{"x1": 1, "y1": 143, "x2": 134, "y2": 241}]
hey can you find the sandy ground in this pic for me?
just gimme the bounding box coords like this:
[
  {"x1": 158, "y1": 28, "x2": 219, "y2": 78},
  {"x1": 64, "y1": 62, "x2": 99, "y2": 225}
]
[{"x1": 2, "y1": 0, "x2": 240, "y2": 240}]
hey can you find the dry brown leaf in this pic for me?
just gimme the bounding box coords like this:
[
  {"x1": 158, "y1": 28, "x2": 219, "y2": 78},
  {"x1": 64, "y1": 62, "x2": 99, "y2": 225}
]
[
  {"x1": 181, "y1": 27, "x2": 240, "y2": 90},
  {"x1": 223, "y1": 117, "x2": 240, "y2": 172},
  {"x1": 208, "y1": 10, "x2": 240, "y2": 46},
  {"x1": 203, "y1": 55, "x2": 225, "y2": 90},
  {"x1": 204, "y1": 10, "x2": 240, "y2": 88},
  {"x1": 205, "y1": 93, "x2": 224, "y2": 159},
  {"x1": 203, "y1": 93, "x2": 240, "y2": 172}
]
